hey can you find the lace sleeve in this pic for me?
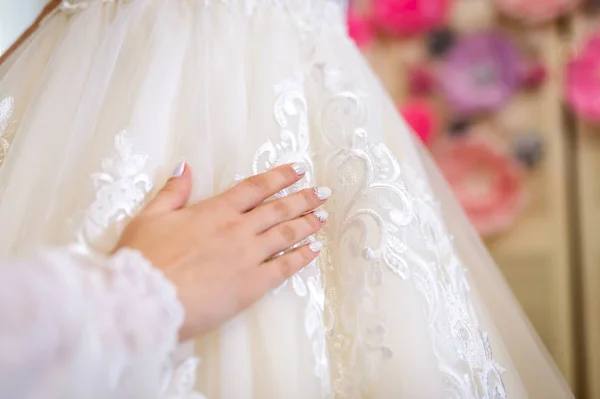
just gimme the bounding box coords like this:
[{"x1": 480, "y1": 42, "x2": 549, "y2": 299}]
[{"x1": 0, "y1": 248, "x2": 199, "y2": 399}]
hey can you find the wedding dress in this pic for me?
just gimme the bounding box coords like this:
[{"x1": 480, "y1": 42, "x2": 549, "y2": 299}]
[{"x1": 0, "y1": 0, "x2": 573, "y2": 397}]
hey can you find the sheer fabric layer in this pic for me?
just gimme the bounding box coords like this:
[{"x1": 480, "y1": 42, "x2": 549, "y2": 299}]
[{"x1": 0, "y1": 1, "x2": 572, "y2": 398}]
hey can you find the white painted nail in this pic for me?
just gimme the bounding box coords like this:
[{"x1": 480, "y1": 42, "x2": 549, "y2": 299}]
[
  {"x1": 291, "y1": 162, "x2": 308, "y2": 175},
  {"x1": 313, "y1": 209, "x2": 328, "y2": 222},
  {"x1": 172, "y1": 161, "x2": 186, "y2": 177},
  {"x1": 309, "y1": 241, "x2": 323, "y2": 252},
  {"x1": 314, "y1": 186, "x2": 332, "y2": 200}
]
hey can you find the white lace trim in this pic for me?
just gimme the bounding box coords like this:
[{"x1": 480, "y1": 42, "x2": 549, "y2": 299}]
[
  {"x1": 76, "y1": 129, "x2": 152, "y2": 253},
  {"x1": 240, "y1": 33, "x2": 507, "y2": 396},
  {"x1": 162, "y1": 357, "x2": 207, "y2": 399},
  {"x1": 249, "y1": 72, "x2": 331, "y2": 395},
  {"x1": 300, "y1": 33, "x2": 507, "y2": 399}
]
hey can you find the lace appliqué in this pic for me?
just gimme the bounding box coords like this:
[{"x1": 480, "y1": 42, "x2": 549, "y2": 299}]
[
  {"x1": 308, "y1": 59, "x2": 507, "y2": 398},
  {"x1": 307, "y1": 65, "x2": 397, "y2": 396},
  {"x1": 0, "y1": 97, "x2": 15, "y2": 168},
  {"x1": 76, "y1": 134, "x2": 204, "y2": 399},
  {"x1": 76, "y1": 129, "x2": 152, "y2": 253},
  {"x1": 411, "y1": 182, "x2": 507, "y2": 398},
  {"x1": 253, "y1": 74, "x2": 314, "y2": 197},
  {"x1": 248, "y1": 74, "x2": 331, "y2": 395},
  {"x1": 163, "y1": 357, "x2": 207, "y2": 399}
]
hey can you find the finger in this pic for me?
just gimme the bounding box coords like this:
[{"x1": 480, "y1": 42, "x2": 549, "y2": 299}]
[
  {"x1": 247, "y1": 186, "x2": 332, "y2": 233},
  {"x1": 142, "y1": 161, "x2": 192, "y2": 215},
  {"x1": 245, "y1": 241, "x2": 323, "y2": 297},
  {"x1": 214, "y1": 162, "x2": 307, "y2": 212},
  {"x1": 256, "y1": 210, "x2": 327, "y2": 260}
]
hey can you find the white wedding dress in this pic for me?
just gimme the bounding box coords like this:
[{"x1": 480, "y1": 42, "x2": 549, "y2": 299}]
[{"x1": 0, "y1": 0, "x2": 573, "y2": 398}]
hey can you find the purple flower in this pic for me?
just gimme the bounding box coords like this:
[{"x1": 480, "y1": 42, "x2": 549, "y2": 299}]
[{"x1": 439, "y1": 31, "x2": 520, "y2": 115}]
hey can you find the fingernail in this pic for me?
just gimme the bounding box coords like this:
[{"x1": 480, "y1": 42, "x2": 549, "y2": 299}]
[
  {"x1": 313, "y1": 209, "x2": 328, "y2": 222},
  {"x1": 172, "y1": 161, "x2": 186, "y2": 177},
  {"x1": 309, "y1": 241, "x2": 323, "y2": 252},
  {"x1": 314, "y1": 186, "x2": 332, "y2": 200},
  {"x1": 291, "y1": 162, "x2": 308, "y2": 175}
]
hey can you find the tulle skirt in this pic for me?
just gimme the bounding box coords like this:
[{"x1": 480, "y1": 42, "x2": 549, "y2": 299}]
[{"x1": 0, "y1": 0, "x2": 572, "y2": 397}]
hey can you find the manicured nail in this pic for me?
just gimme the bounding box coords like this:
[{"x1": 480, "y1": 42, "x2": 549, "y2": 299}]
[
  {"x1": 309, "y1": 241, "x2": 323, "y2": 252},
  {"x1": 291, "y1": 162, "x2": 308, "y2": 175},
  {"x1": 172, "y1": 161, "x2": 185, "y2": 177},
  {"x1": 314, "y1": 186, "x2": 332, "y2": 200},
  {"x1": 313, "y1": 209, "x2": 328, "y2": 222}
]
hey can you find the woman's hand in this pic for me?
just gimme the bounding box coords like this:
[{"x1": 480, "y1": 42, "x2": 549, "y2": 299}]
[{"x1": 114, "y1": 162, "x2": 330, "y2": 340}]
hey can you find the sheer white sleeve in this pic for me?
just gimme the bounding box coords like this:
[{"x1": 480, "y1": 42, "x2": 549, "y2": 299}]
[{"x1": 0, "y1": 248, "x2": 201, "y2": 399}]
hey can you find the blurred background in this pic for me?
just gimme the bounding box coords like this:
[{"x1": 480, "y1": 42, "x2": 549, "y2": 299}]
[
  {"x1": 1, "y1": 0, "x2": 599, "y2": 397},
  {"x1": 346, "y1": 1, "x2": 600, "y2": 397}
]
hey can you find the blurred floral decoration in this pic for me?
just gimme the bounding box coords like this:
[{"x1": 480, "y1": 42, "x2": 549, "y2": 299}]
[
  {"x1": 344, "y1": 0, "x2": 580, "y2": 236},
  {"x1": 495, "y1": 0, "x2": 581, "y2": 25},
  {"x1": 399, "y1": 98, "x2": 439, "y2": 145},
  {"x1": 371, "y1": 0, "x2": 453, "y2": 36},
  {"x1": 434, "y1": 134, "x2": 526, "y2": 236},
  {"x1": 438, "y1": 31, "x2": 520, "y2": 115},
  {"x1": 348, "y1": 8, "x2": 375, "y2": 47},
  {"x1": 565, "y1": 30, "x2": 600, "y2": 123}
]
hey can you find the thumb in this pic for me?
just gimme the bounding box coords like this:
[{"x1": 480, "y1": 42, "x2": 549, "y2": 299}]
[{"x1": 142, "y1": 161, "x2": 192, "y2": 215}]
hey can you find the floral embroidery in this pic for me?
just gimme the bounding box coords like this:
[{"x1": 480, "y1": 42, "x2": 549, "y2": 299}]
[
  {"x1": 250, "y1": 74, "x2": 331, "y2": 395},
  {"x1": 248, "y1": 21, "x2": 506, "y2": 397},
  {"x1": 77, "y1": 129, "x2": 152, "y2": 253},
  {"x1": 163, "y1": 357, "x2": 207, "y2": 399},
  {"x1": 253, "y1": 73, "x2": 314, "y2": 299},
  {"x1": 310, "y1": 64, "x2": 403, "y2": 396},
  {"x1": 0, "y1": 97, "x2": 15, "y2": 168},
  {"x1": 252, "y1": 74, "x2": 314, "y2": 198},
  {"x1": 305, "y1": 54, "x2": 506, "y2": 397}
]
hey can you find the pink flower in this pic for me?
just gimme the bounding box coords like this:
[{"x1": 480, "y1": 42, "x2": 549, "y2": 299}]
[
  {"x1": 565, "y1": 31, "x2": 600, "y2": 123},
  {"x1": 495, "y1": 0, "x2": 580, "y2": 24},
  {"x1": 438, "y1": 31, "x2": 520, "y2": 115},
  {"x1": 400, "y1": 99, "x2": 438, "y2": 146},
  {"x1": 372, "y1": 0, "x2": 452, "y2": 36},
  {"x1": 347, "y1": 9, "x2": 374, "y2": 47},
  {"x1": 434, "y1": 135, "x2": 526, "y2": 237}
]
